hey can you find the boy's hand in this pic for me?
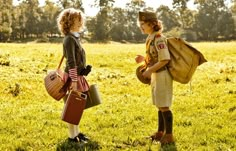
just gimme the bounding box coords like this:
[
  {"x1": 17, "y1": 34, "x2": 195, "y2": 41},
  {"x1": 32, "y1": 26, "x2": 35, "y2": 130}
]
[
  {"x1": 143, "y1": 69, "x2": 152, "y2": 79},
  {"x1": 135, "y1": 55, "x2": 145, "y2": 63}
]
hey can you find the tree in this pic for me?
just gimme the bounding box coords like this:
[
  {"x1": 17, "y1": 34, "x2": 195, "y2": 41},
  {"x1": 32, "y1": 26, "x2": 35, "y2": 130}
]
[
  {"x1": 12, "y1": 2, "x2": 28, "y2": 39},
  {"x1": 57, "y1": 0, "x2": 84, "y2": 11},
  {"x1": 173, "y1": 0, "x2": 192, "y2": 29},
  {"x1": 40, "y1": 0, "x2": 60, "y2": 37},
  {"x1": 232, "y1": 0, "x2": 236, "y2": 13},
  {"x1": 216, "y1": 10, "x2": 235, "y2": 40},
  {"x1": 124, "y1": 0, "x2": 147, "y2": 41},
  {"x1": 231, "y1": 0, "x2": 236, "y2": 37},
  {"x1": 21, "y1": 0, "x2": 42, "y2": 38},
  {"x1": 11, "y1": 6, "x2": 22, "y2": 40},
  {"x1": 92, "y1": 7, "x2": 112, "y2": 41},
  {"x1": 109, "y1": 8, "x2": 128, "y2": 41},
  {"x1": 156, "y1": 5, "x2": 181, "y2": 32},
  {"x1": 0, "y1": 0, "x2": 13, "y2": 41},
  {"x1": 94, "y1": 0, "x2": 114, "y2": 8},
  {"x1": 88, "y1": 0, "x2": 114, "y2": 41},
  {"x1": 194, "y1": 0, "x2": 235, "y2": 40}
]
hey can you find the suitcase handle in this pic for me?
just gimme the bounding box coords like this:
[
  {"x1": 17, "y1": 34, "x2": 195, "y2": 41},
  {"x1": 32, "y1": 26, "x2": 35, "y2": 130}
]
[
  {"x1": 71, "y1": 90, "x2": 87, "y2": 100},
  {"x1": 80, "y1": 93, "x2": 87, "y2": 100}
]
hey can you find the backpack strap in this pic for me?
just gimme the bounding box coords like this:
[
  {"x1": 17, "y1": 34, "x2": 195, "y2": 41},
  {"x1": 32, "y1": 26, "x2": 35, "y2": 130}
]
[
  {"x1": 144, "y1": 39, "x2": 152, "y2": 66},
  {"x1": 146, "y1": 39, "x2": 152, "y2": 51}
]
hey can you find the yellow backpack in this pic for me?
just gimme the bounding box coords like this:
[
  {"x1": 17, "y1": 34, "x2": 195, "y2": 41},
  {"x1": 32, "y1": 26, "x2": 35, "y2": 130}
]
[
  {"x1": 164, "y1": 37, "x2": 207, "y2": 84},
  {"x1": 136, "y1": 37, "x2": 207, "y2": 84}
]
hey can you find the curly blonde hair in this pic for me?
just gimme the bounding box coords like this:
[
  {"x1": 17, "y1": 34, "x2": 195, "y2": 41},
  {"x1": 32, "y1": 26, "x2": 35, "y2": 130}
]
[{"x1": 57, "y1": 8, "x2": 84, "y2": 35}]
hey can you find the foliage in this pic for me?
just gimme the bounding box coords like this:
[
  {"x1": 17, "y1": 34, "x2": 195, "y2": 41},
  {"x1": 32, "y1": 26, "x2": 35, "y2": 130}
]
[
  {"x1": 57, "y1": 0, "x2": 84, "y2": 11},
  {"x1": 40, "y1": 1, "x2": 61, "y2": 37},
  {"x1": 156, "y1": 5, "x2": 181, "y2": 32},
  {"x1": 0, "y1": 0, "x2": 13, "y2": 41},
  {"x1": 232, "y1": 0, "x2": 236, "y2": 13},
  {"x1": 91, "y1": 7, "x2": 113, "y2": 41},
  {"x1": 86, "y1": 0, "x2": 114, "y2": 41},
  {"x1": 87, "y1": 0, "x2": 147, "y2": 42},
  {"x1": 124, "y1": 0, "x2": 147, "y2": 41},
  {"x1": 0, "y1": 42, "x2": 236, "y2": 150},
  {"x1": 94, "y1": 0, "x2": 114, "y2": 8},
  {"x1": 109, "y1": 8, "x2": 129, "y2": 41},
  {"x1": 193, "y1": 0, "x2": 235, "y2": 40},
  {"x1": 0, "y1": 0, "x2": 235, "y2": 42},
  {"x1": 173, "y1": 0, "x2": 194, "y2": 29}
]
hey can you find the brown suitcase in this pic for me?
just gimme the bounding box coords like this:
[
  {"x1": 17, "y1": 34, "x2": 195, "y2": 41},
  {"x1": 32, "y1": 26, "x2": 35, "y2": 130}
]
[{"x1": 61, "y1": 90, "x2": 87, "y2": 125}]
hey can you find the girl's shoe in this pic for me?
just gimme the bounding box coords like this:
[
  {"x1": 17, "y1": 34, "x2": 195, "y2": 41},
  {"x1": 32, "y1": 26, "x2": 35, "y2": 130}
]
[
  {"x1": 77, "y1": 133, "x2": 90, "y2": 141},
  {"x1": 68, "y1": 133, "x2": 89, "y2": 143},
  {"x1": 68, "y1": 137, "x2": 80, "y2": 142}
]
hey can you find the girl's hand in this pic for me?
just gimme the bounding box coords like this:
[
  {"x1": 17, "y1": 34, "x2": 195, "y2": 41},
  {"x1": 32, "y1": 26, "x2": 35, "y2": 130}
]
[
  {"x1": 71, "y1": 81, "x2": 78, "y2": 91},
  {"x1": 135, "y1": 55, "x2": 145, "y2": 63}
]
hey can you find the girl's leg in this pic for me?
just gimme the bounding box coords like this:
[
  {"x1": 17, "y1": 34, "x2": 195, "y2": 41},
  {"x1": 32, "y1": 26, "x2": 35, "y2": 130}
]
[{"x1": 68, "y1": 124, "x2": 79, "y2": 142}]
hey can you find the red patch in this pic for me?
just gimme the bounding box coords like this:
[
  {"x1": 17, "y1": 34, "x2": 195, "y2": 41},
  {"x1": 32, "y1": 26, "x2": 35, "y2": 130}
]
[
  {"x1": 158, "y1": 44, "x2": 165, "y2": 49},
  {"x1": 155, "y1": 34, "x2": 161, "y2": 38}
]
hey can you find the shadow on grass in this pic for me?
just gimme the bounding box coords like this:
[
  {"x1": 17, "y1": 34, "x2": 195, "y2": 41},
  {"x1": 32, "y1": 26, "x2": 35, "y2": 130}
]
[
  {"x1": 159, "y1": 143, "x2": 177, "y2": 151},
  {"x1": 146, "y1": 137, "x2": 178, "y2": 151},
  {"x1": 56, "y1": 138, "x2": 100, "y2": 151}
]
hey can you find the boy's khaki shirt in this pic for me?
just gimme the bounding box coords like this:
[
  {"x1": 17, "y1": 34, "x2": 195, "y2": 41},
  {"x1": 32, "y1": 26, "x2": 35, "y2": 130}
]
[{"x1": 145, "y1": 32, "x2": 170, "y2": 67}]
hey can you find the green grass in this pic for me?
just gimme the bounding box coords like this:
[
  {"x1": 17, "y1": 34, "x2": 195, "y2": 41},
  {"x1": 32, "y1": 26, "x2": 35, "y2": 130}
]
[{"x1": 0, "y1": 41, "x2": 236, "y2": 151}]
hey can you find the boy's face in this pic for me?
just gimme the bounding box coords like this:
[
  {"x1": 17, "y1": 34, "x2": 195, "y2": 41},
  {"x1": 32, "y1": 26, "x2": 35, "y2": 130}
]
[{"x1": 139, "y1": 21, "x2": 153, "y2": 34}]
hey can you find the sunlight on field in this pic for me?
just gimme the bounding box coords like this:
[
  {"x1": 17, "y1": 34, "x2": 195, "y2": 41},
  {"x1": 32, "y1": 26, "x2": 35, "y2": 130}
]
[{"x1": 0, "y1": 42, "x2": 235, "y2": 150}]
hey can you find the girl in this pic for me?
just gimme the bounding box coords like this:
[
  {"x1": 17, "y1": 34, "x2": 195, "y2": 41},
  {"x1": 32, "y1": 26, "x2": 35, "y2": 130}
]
[{"x1": 57, "y1": 8, "x2": 90, "y2": 143}]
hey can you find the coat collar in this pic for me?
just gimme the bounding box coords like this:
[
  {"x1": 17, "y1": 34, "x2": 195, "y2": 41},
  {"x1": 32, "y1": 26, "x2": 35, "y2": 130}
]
[{"x1": 70, "y1": 32, "x2": 80, "y2": 38}]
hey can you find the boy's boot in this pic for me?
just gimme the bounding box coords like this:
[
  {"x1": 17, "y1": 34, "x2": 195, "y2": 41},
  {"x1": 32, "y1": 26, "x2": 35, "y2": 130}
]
[
  {"x1": 151, "y1": 111, "x2": 164, "y2": 141},
  {"x1": 161, "y1": 110, "x2": 174, "y2": 144}
]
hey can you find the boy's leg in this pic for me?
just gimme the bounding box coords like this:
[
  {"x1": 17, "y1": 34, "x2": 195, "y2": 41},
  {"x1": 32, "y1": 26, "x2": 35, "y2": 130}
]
[
  {"x1": 161, "y1": 110, "x2": 174, "y2": 144},
  {"x1": 151, "y1": 110, "x2": 164, "y2": 141}
]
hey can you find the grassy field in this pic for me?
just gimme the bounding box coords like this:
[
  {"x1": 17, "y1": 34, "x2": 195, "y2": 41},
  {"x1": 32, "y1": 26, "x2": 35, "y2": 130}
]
[{"x1": 0, "y1": 41, "x2": 235, "y2": 151}]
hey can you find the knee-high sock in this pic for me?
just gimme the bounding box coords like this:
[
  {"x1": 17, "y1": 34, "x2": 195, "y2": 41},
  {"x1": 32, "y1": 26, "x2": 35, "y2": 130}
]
[
  {"x1": 68, "y1": 123, "x2": 78, "y2": 138},
  {"x1": 158, "y1": 110, "x2": 164, "y2": 132},
  {"x1": 162, "y1": 110, "x2": 173, "y2": 134},
  {"x1": 74, "y1": 125, "x2": 79, "y2": 136}
]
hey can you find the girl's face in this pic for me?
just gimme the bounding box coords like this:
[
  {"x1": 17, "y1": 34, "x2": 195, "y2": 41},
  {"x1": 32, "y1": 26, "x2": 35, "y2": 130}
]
[{"x1": 139, "y1": 21, "x2": 154, "y2": 35}]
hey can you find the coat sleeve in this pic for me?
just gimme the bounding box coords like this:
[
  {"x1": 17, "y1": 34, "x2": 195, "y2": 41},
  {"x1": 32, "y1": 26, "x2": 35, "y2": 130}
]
[{"x1": 64, "y1": 36, "x2": 78, "y2": 81}]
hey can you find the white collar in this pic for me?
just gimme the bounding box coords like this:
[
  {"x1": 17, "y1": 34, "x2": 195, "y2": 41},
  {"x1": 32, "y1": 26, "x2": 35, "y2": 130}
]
[{"x1": 72, "y1": 32, "x2": 80, "y2": 38}]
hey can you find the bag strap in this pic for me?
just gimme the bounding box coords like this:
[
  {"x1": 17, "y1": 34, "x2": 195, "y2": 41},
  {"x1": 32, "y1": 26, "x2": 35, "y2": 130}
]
[
  {"x1": 145, "y1": 35, "x2": 160, "y2": 66},
  {"x1": 57, "y1": 55, "x2": 64, "y2": 69}
]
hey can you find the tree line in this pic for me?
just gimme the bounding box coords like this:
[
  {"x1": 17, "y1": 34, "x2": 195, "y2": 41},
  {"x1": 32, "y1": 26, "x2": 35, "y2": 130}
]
[{"x1": 0, "y1": 0, "x2": 235, "y2": 42}]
